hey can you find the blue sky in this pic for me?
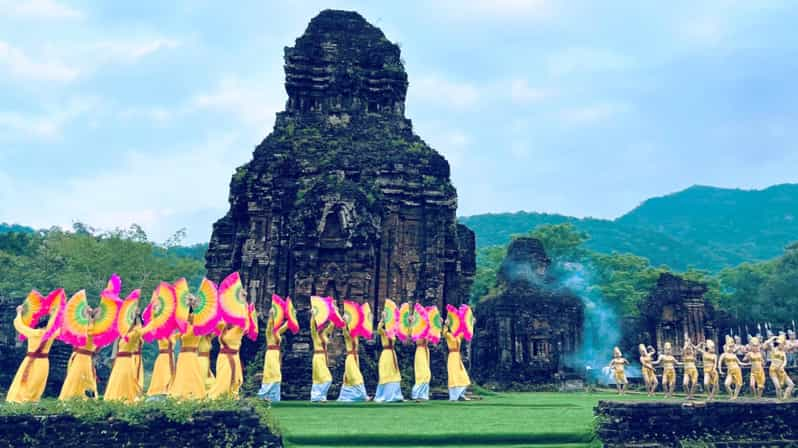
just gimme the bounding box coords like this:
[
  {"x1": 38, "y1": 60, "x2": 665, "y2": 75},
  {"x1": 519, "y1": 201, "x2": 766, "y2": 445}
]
[{"x1": 1, "y1": 0, "x2": 796, "y2": 244}]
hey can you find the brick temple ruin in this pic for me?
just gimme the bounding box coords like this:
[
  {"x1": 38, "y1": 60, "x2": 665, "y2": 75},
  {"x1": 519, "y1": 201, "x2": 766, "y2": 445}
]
[
  {"x1": 205, "y1": 10, "x2": 475, "y2": 398},
  {"x1": 473, "y1": 237, "x2": 583, "y2": 388}
]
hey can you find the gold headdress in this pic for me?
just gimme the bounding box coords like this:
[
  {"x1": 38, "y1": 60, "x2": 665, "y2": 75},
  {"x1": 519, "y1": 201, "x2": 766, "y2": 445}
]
[
  {"x1": 706, "y1": 339, "x2": 715, "y2": 351},
  {"x1": 613, "y1": 347, "x2": 622, "y2": 357}
]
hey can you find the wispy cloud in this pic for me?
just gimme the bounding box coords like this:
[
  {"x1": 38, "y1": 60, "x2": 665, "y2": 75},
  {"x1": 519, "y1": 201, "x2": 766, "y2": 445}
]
[
  {"x1": 546, "y1": 48, "x2": 631, "y2": 77},
  {"x1": 559, "y1": 102, "x2": 630, "y2": 125},
  {"x1": 510, "y1": 79, "x2": 554, "y2": 104},
  {"x1": 0, "y1": 40, "x2": 79, "y2": 82},
  {"x1": 0, "y1": 0, "x2": 83, "y2": 20},
  {"x1": 434, "y1": 0, "x2": 555, "y2": 21},
  {"x1": 191, "y1": 75, "x2": 284, "y2": 129},
  {"x1": 88, "y1": 38, "x2": 181, "y2": 64},
  {"x1": 410, "y1": 75, "x2": 480, "y2": 109},
  {"x1": 0, "y1": 96, "x2": 100, "y2": 139}
]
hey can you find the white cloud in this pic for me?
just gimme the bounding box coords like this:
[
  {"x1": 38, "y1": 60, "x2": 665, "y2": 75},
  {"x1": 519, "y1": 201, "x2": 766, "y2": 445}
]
[
  {"x1": 0, "y1": 96, "x2": 99, "y2": 139},
  {"x1": 191, "y1": 75, "x2": 284, "y2": 129},
  {"x1": 560, "y1": 102, "x2": 630, "y2": 125},
  {"x1": 422, "y1": 128, "x2": 470, "y2": 169},
  {"x1": 0, "y1": 40, "x2": 79, "y2": 82},
  {"x1": 435, "y1": 0, "x2": 555, "y2": 21},
  {"x1": 410, "y1": 75, "x2": 480, "y2": 109},
  {"x1": 1, "y1": 0, "x2": 82, "y2": 20},
  {"x1": 510, "y1": 79, "x2": 553, "y2": 104},
  {"x1": 2, "y1": 133, "x2": 250, "y2": 242},
  {"x1": 678, "y1": 17, "x2": 726, "y2": 47},
  {"x1": 546, "y1": 48, "x2": 631, "y2": 77},
  {"x1": 89, "y1": 38, "x2": 181, "y2": 64}
]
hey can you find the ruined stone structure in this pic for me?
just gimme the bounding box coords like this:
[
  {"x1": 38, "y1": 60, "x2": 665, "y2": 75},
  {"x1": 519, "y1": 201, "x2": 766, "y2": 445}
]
[
  {"x1": 639, "y1": 272, "x2": 718, "y2": 354},
  {"x1": 206, "y1": 10, "x2": 475, "y2": 398},
  {"x1": 473, "y1": 237, "x2": 582, "y2": 388}
]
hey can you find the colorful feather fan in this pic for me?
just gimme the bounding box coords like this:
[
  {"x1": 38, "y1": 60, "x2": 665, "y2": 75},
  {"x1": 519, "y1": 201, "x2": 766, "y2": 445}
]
[
  {"x1": 246, "y1": 303, "x2": 259, "y2": 341},
  {"x1": 192, "y1": 278, "x2": 221, "y2": 336},
  {"x1": 18, "y1": 289, "x2": 61, "y2": 341},
  {"x1": 411, "y1": 303, "x2": 430, "y2": 341},
  {"x1": 460, "y1": 304, "x2": 475, "y2": 341},
  {"x1": 329, "y1": 300, "x2": 346, "y2": 329},
  {"x1": 342, "y1": 300, "x2": 361, "y2": 333},
  {"x1": 310, "y1": 296, "x2": 331, "y2": 327},
  {"x1": 142, "y1": 282, "x2": 177, "y2": 343},
  {"x1": 383, "y1": 299, "x2": 400, "y2": 338},
  {"x1": 60, "y1": 290, "x2": 92, "y2": 347},
  {"x1": 41, "y1": 289, "x2": 66, "y2": 342},
  {"x1": 218, "y1": 272, "x2": 248, "y2": 329},
  {"x1": 172, "y1": 278, "x2": 191, "y2": 333},
  {"x1": 426, "y1": 305, "x2": 442, "y2": 344},
  {"x1": 286, "y1": 297, "x2": 299, "y2": 334},
  {"x1": 360, "y1": 302, "x2": 373, "y2": 339},
  {"x1": 117, "y1": 291, "x2": 140, "y2": 339},
  {"x1": 397, "y1": 302, "x2": 412, "y2": 342},
  {"x1": 104, "y1": 273, "x2": 122, "y2": 295},
  {"x1": 446, "y1": 304, "x2": 463, "y2": 338},
  {"x1": 92, "y1": 290, "x2": 122, "y2": 348}
]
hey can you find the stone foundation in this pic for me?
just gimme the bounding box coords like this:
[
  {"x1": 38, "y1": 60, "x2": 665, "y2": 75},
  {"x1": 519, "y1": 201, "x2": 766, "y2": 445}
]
[
  {"x1": 0, "y1": 408, "x2": 282, "y2": 448},
  {"x1": 595, "y1": 399, "x2": 798, "y2": 447}
]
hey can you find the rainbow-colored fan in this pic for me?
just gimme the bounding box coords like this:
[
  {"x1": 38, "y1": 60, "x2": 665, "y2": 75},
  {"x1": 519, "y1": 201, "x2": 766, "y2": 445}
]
[
  {"x1": 343, "y1": 300, "x2": 361, "y2": 333},
  {"x1": 59, "y1": 290, "x2": 92, "y2": 347},
  {"x1": 117, "y1": 291, "x2": 140, "y2": 339},
  {"x1": 311, "y1": 296, "x2": 332, "y2": 327},
  {"x1": 104, "y1": 273, "x2": 122, "y2": 295},
  {"x1": 426, "y1": 305, "x2": 442, "y2": 344},
  {"x1": 173, "y1": 278, "x2": 191, "y2": 333},
  {"x1": 383, "y1": 299, "x2": 400, "y2": 338},
  {"x1": 286, "y1": 297, "x2": 299, "y2": 334},
  {"x1": 92, "y1": 290, "x2": 122, "y2": 348},
  {"x1": 219, "y1": 272, "x2": 248, "y2": 329},
  {"x1": 446, "y1": 304, "x2": 463, "y2": 338},
  {"x1": 246, "y1": 303, "x2": 258, "y2": 341},
  {"x1": 271, "y1": 294, "x2": 287, "y2": 329},
  {"x1": 411, "y1": 303, "x2": 430, "y2": 341},
  {"x1": 41, "y1": 289, "x2": 66, "y2": 342},
  {"x1": 193, "y1": 278, "x2": 221, "y2": 336},
  {"x1": 460, "y1": 304, "x2": 475, "y2": 341},
  {"x1": 142, "y1": 282, "x2": 177, "y2": 343},
  {"x1": 397, "y1": 302, "x2": 412, "y2": 342},
  {"x1": 360, "y1": 302, "x2": 373, "y2": 339},
  {"x1": 18, "y1": 289, "x2": 62, "y2": 341}
]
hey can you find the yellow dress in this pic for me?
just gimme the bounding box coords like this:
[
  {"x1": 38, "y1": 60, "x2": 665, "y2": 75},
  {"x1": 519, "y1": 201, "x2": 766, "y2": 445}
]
[
  {"x1": 444, "y1": 329, "x2": 470, "y2": 388},
  {"x1": 702, "y1": 352, "x2": 718, "y2": 385},
  {"x1": 343, "y1": 328, "x2": 364, "y2": 386},
  {"x1": 661, "y1": 355, "x2": 677, "y2": 386},
  {"x1": 770, "y1": 349, "x2": 788, "y2": 383},
  {"x1": 748, "y1": 352, "x2": 766, "y2": 387},
  {"x1": 58, "y1": 336, "x2": 98, "y2": 400},
  {"x1": 611, "y1": 359, "x2": 628, "y2": 384},
  {"x1": 683, "y1": 352, "x2": 698, "y2": 384},
  {"x1": 6, "y1": 315, "x2": 57, "y2": 403},
  {"x1": 168, "y1": 324, "x2": 206, "y2": 399},
  {"x1": 104, "y1": 326, "x2": 145, "y2": 402},
  {"x1": 640, "y1": 354, "x2": 657, "y2": 385},
  {"x1": 311, "y1": 320, "x2": 334, "y2": 385},
  {"x1": 262, "y1": 318, "x2": 287, "y2": 384},
  {"x1": 147, "y1": 335, "x2": 176, "y2": 396},
  {"x1": 724, "y1": 355, "x2": 743, "y2": 386},
  {"x1": 207, "y1": 325, "x2": 244, "y2": 399},
  {"x1": 198, "y1": 334, "x2": 215, "y2": 388},
  {"x1": 378, "y1": 323, "x2": 401, "y2": 384},
  {"x1": 414, "y1": 339, "x2": 431, "y2": 385}
]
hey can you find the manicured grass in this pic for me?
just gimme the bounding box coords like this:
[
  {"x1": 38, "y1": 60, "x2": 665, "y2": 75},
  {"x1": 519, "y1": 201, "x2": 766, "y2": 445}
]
[{"x1": 269, "y1": 391, "x2": 654, "y2": 447}]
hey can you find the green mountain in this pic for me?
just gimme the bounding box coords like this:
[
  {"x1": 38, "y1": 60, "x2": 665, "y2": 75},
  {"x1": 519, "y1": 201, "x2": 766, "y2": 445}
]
[{"x1": 459, "y1": 184, "x2": 798, "y2": 271}]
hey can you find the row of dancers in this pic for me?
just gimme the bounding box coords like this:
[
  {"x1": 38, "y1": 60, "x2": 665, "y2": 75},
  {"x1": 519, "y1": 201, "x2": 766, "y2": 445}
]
[
  {"x1": 608, "y1": 333, "x2": 795, "y2": 400},
  {"x1": 6, "y1": 296, "x2": 471, "y2": 403}
]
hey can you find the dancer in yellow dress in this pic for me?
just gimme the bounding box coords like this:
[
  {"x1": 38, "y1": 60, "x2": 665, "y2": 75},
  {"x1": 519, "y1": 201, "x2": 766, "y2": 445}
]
[
  {"x1": 697, "y1": 339, "x2": 719, "y2": 400},
  {"x1": 743, "y1": 337, "x2": 766, "y2": 398},
  {"x1": 412, "y1": 335, "x2": 431, "y2": 401},
  {"x1": 375, "y1": 311, "x2": 404, "y2": 403},
  {"x1": 681, "y1": 335, "x2": 699, "y2": 400},
  {"x1": 639, "y1": 344, "x2": 658, "y2": 396},
  {"x1": 258, "y1": 308, "x2": 288, "y2": 402},
  {"x1": 608, "y1": 347, "x2": 630, "y2": 395},
  {"x1": 168, "y1": 301, "x2": 206, "y2": 399},
  {"x1": 337, "y1": 313, "x2": 369, "y2": 402},
  {"x1": 147, "y1": 333, "x2": 176, "y2": 396},
  {"x1": 207, "y1": 322, "x2": 245, "y2": 399},
  {"x1": 59, "y1": 316, "x2": 98, "y2": 401},
  {"x1": 443, "y1": 318, "x2": 471, "y2": 401},
  {"x1": 104, "y1": 317, "x2": 151, "y2": 402},
  {"x1": 6, "y1": 305, "x2": 59, "y2": 403},
  {"x1": 198, "y1": 334, "x2": 215, "y2": 389},
  {"x1": 718, "y1": 336, "x2": 745, "y2": 400},
  {"x1": 310, "y1": 310, "x2": 335, "y2": 402},
  {"x1": 652, "y1": 342, "x2": 679, "y2": 399},
  {"x1": 765, "y1": 335, "x2": 793, "y2": 400}
]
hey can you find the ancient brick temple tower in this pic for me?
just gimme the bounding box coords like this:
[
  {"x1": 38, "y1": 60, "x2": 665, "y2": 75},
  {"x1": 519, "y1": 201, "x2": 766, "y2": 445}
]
[
  {"x1": 639, "y1": 272, "x2": 718, "y2": 355},
  {"x1": 473, "y1": 237, "x2": 583, "y2": 388},
  {"x1": 205, "y1": 10, "x2": 475, "y2": 397}
]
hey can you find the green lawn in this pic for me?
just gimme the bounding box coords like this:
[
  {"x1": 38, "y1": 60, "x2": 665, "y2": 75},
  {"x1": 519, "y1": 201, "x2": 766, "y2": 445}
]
[{"x1": 269, "y1": 391, "x2": 654, "y2": 447}]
